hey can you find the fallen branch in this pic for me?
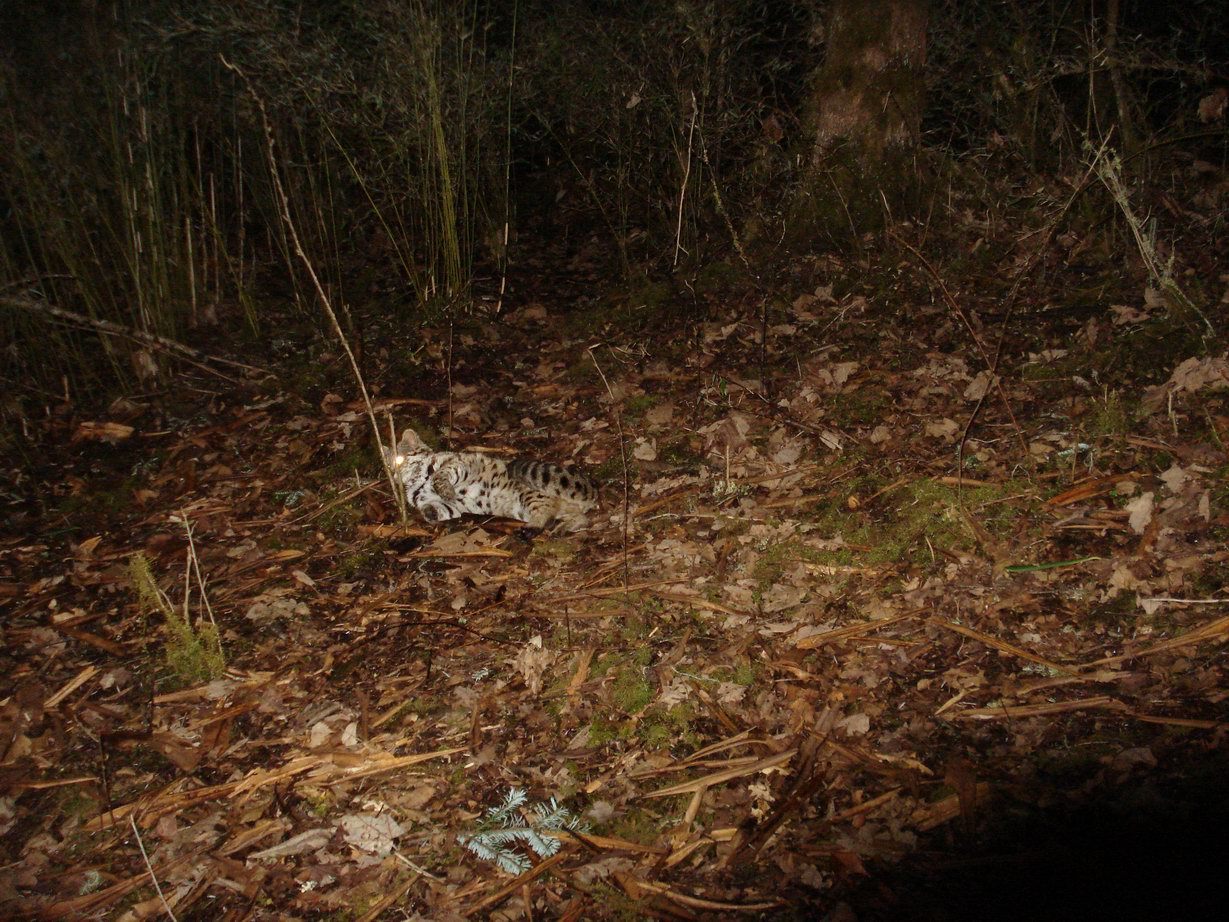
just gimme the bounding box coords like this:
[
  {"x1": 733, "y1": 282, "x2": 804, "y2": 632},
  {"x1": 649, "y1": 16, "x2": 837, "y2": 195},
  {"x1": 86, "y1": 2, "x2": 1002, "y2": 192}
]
[
  {"x1": 911, "y1": 783, "x2": 993, "y2": 832},
  {"x1": 650, "y1": 590, "x2": 749, "y2": 618},
  {"x1": 1045, "y1": 474, "x2": 1136, "y2": 506},
  {"x1": 952, "y1": 696, "x2": 1224, "y2": 729},
  {"x1": 953, "y1": 695, "x2": 1120, "y2": 719},
  {"x1": 1079, "y1": 613, "x2": 1229, "y2": 669},
  {"x1": 796, "y1": 609, "x2": 924, "y2": 650},
  {"x1": 403, "y1": 547, "x2": 514, "y2": 560},
  {"x1": 613, "y1": 872, "x2": 782, "y2": 913},
  {"x1": 642, "y1": 749, "x2": 796, "y2": 799},
  {"x1": 545, "y1": 578, "x2": 690, "y2": 604},
  {"x1": 930, "y1": 616, "x2": 1069, "y2": 674},
  {"x1": 461, "y1": 849, "x2": 572, "y2": 917},
  {"x1": 1, "y1": 293, "x2": 266, "y2": 377},
  {"x1": 85, "y1": 746, "x2": 463, "y2": 832},
  {"x1": 1137, "y1": 596, "x2": 1229, "y2": 605}
]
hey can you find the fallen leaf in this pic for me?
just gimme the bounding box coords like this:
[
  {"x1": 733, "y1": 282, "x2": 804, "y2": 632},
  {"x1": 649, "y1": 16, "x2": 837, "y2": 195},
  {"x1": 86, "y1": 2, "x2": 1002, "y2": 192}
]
[
  {"x1": 73, "y1": 421, "x2": 134, "y2": 443},
  {"x1": 248, "y1": 828, "x2": 332, "y2": 860},
  {"x1": 340, "y1": 812, "x2": 404, "y2": 856},
  {"x1": 838, "y1": 713, "x2": 871, "y2": 736},
  {"x1": 925, "y1": 418, "x2": 960, "y2": 440},
  {"x1": 1126, "y1": 492, "x2": 1154, "y2": 534},
  {"x1": 513, "y1": 635, "x2": 554, "y2": 695}
]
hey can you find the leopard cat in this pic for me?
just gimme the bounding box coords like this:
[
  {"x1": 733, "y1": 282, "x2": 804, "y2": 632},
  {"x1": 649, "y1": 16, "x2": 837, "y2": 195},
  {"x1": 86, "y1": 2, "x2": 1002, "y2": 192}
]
[{"x1": 382, "y1": 428, "x2": 597, "y2": 531}]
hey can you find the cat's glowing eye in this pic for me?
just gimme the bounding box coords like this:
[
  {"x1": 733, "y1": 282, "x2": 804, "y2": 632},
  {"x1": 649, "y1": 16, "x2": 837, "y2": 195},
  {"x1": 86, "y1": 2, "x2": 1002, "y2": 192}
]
[{"x1": 394, "y1": 454, "x2": 405, "y2": 465}]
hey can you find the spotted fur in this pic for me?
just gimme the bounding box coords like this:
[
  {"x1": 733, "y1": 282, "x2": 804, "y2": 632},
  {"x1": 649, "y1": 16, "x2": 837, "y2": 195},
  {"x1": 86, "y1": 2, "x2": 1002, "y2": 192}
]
[{"x1": 382, "y1": 428, "x2": 597, "y2": 531}]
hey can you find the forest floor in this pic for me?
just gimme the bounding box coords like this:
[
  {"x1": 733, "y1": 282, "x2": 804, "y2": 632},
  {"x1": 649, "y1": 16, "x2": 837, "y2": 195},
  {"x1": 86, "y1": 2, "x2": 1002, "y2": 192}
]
[{"x1": 2, "y1": 222, "x2": 1229, "y2": 919}]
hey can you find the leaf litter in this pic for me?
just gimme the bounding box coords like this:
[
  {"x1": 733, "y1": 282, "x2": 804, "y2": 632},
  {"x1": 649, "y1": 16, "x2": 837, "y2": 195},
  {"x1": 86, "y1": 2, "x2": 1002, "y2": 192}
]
[{"x1": 2, "y1": 241, "x2": 1228, "y2": 919}]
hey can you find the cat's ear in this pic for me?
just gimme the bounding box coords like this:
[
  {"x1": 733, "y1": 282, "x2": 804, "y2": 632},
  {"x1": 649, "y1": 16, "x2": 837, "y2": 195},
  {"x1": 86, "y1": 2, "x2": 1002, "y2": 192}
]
[{"x1": 397, "y1": 428, "x2": 427, "y2": 453}]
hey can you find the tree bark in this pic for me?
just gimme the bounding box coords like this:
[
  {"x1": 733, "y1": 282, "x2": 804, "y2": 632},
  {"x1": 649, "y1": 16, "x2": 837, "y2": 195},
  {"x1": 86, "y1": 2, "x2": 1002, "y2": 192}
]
[{"x1": 789, "y1": 0, "x2": 930, "y2": 247}]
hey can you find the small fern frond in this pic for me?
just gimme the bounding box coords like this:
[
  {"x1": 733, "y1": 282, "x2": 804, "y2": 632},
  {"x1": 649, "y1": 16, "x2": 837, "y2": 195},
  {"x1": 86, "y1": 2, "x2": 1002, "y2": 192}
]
[
  {"x1": 485, "y1": 787, "x2": 527, "y2": 826},
  {"x1": 461, "y1": 788, "x2": 585, "y2": 875},
  {"x1": 531, "y1": 798, "x2": 570, "y2": 829},
  {"x1": 458, "y1": 831, "x2": 530, "y2": 874},
  {"x1": 521, "y1": 828, "x2": 561, "y2": 858},
  {"x1": 492, "y1": 848, "x2": 530, "y2": 875}
]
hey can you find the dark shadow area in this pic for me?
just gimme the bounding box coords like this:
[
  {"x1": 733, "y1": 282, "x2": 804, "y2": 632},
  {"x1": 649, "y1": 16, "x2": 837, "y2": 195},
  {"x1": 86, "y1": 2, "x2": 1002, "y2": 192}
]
[{"x1": 814, "y1": 754, "x2": 1229, "y2": 921}]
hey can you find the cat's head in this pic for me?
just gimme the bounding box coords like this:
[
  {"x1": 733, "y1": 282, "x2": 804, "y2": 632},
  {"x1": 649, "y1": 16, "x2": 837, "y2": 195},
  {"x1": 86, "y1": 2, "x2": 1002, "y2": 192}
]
[
  {"x1": 381, "y1": 427, "x2": 429, "y2": 469},
  {"x1": 395, "y1": 427, "x2": 429, "y2": 458}
]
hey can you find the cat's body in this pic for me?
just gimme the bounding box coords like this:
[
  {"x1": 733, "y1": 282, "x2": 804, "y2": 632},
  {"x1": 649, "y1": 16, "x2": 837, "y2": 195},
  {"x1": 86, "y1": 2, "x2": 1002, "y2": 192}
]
[{"x1": 383, "y1": 428, "x2": 597, "y2": 531}]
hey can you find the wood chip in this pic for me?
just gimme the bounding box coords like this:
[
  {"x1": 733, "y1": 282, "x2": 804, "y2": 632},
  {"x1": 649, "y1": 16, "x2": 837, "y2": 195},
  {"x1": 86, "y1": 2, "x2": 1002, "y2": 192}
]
[
  {"x1": 796, "y1": 609, "x2": 923, "y2": 650},
  {"x1": 642, "y1": 749, "x2": 796, "y2": 798}
]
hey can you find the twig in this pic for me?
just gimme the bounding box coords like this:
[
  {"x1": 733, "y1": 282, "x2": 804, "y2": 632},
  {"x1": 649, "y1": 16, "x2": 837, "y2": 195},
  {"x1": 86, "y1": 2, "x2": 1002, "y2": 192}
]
[
  {"x1": 492, "y1": 3, "x2": 518, "y2": 318},
  {"x1": 888, "y1": 233, "x2": 1028, "y2": 466},
  {"x1": 178, "y1": 512, "x2": 223, "y2": 661},
  {"x1": 1087, "y1": 136, "x2": 1213, "y2": 334},
  {"x1": 930, "y1": 616, "x2": 1069, "y2": 674},
  {"x1": 694, "y1": 117, "x2": 772, "y2": 398},
  {"x1": 461, "y1": 849, "x2": 571, "y2": 917},
  {"x1": 951, "y1": 696, "x2": 1224, "y2": 729},
  {"x1": 388, "y1": 839, "x2": 444, "y2": 880},
  {"x1": 546, "y1": 578, "x2": 689, "y2": 605},
  {"x1": 1138, "y1": 597, "x2": 1229, "y2": 605},
  {"x1": 1078, "y1": 613, "x2": 1229, "y2": 669},
  {"x1": 588, "y1": 345, "x2": 630, "y2": 594},
  {"x1": 720, "y1": 716, "x2": 833, "y2": 869},
  {"x1": 446, "y1": 314, "x2": 455, "y2": 440},
  {"x1": 673, "y1": 93, "x2": 699, "y2": 268},
  {"x1": 641, "y1": 749, "x2": 796, "y2": 799},
  {"x1": 613, "y1": 873, "x2": 781, "y2": 912},
  {"x1": 39, "y1": 849, "x2": 202, "y2": 918},
  {"x1": 891, "y1": 147, "x2": 1104, "y2": 489},
  {"x1": 130, "y1": 814, "x2": 179, "y2": 921},
  {"x1": 796, "y1": 609, "x2": 924, "y2": 650},
  {"x1": 384, "y1": 414, "x2": 409, "y2": 520},
  {"x1": 355, "y1": 871, "x2": 421, "y2": 922},
  {"x1": 718, "y1": 372, "x2": 855, "y2": 443},
  {"x1": 287, "y1": 478, "x2": 380, "y2": 526},
  {"x1": 222, "y1": 55, "x2": 407, "y2": 523}
]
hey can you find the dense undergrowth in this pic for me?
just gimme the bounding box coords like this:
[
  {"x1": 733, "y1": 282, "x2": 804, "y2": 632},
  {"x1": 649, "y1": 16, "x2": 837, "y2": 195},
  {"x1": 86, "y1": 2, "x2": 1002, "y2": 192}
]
[{"x1": 2, "y1": 1, "x2": 1226, "y2": 418}]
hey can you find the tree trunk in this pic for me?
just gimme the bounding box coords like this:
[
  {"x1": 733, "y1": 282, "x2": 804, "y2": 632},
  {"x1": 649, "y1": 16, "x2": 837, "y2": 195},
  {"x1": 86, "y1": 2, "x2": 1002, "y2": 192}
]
[{"x1": 789, "y1": 0, "x2": 929, "y2": 248}]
